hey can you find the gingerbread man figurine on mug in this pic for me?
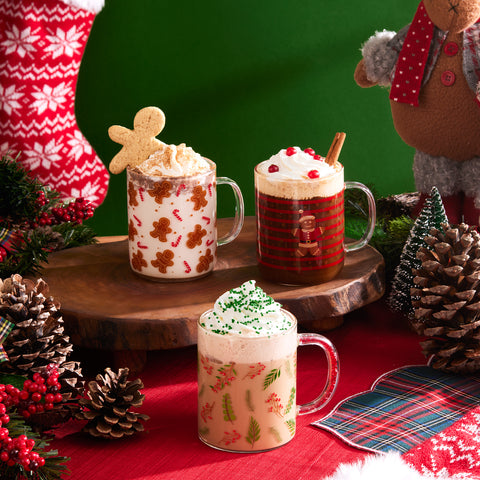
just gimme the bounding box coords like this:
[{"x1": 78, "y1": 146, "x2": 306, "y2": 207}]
[{"x1": 354, "y1": 0, "x2": 480, "y2": 225}]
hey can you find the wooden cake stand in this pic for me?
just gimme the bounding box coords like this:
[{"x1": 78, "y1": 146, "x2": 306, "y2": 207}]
[{"x1": 40, "y1": 217, "x2": 385, "y2": 372}]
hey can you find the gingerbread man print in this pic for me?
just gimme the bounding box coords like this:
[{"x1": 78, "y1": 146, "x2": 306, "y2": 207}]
[{"x1": 292, "y1": 210, "x2": 324, "y2": 257}]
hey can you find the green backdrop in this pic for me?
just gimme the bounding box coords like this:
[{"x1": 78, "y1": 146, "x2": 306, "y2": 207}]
[{"x1": 77, "y1": 0, "x2": 419, "y2": 236}]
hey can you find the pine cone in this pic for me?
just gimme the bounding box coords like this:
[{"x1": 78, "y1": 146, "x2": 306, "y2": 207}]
[
  {"x1": 76, "y1": 367, "x2": 149, "y2": 439},
  {"x1": 0, "y1": 274, "x2": 73, "y2": 371},
  {"x1": 0, "y1": 274, "x2": 84, "y2": 428},
  {"x1": 410, "y1": 223, "x2": 480, "y2": 374}
]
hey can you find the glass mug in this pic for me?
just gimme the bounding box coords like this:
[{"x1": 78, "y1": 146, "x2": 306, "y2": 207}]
[
  {"x1": 127, "y1": 159, "x2": 244, "y2": 281},
  {"x1": 255, "y1": 161, "x2": 376, "y2": 285},
  {"x1": 197, "y1": 309, "x2": 339, "y2": 452}
]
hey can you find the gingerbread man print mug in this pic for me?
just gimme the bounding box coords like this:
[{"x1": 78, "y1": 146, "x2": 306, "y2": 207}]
[{"x1": 127, "y1": 156, "x2": 244, "y2": 281}]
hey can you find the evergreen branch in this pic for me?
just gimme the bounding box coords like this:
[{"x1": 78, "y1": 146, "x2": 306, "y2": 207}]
[
  {"x1": 246, "y1": 416, "x2": 260, "y2": 447},
  {"x1": 263, "y1": 368, "x2": 281, "y2": 390}
]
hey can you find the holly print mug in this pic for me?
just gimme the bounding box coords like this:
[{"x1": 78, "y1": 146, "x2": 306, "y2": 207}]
[
  {"x1": 126, "y1": 160, "x2": 244, "y2": 281},
  {"x1": 197, "y1": 309, "x2": 339, "y2": 452}
]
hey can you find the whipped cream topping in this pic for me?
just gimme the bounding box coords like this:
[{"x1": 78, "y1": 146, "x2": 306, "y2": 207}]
[
  {"x1": 257, "y1": 146, "x2": 336, "y2": 180},
  {"x1": 201, "y1": 280, "x2": 292, "y2": 337},
  {"x1": 136, "y1": 143, "x2": 211, "y2": 177}
]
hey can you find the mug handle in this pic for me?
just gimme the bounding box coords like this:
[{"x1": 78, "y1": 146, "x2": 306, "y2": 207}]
[
  {"x1": 216, "y1": 177, "x2": 245, "y2": 246},
  {"x1": 297, "y1": 333, "x2": 340, "y2": 415},
  {"x1": 344, "y1": 181, "x2": 376, "y2": 252}
]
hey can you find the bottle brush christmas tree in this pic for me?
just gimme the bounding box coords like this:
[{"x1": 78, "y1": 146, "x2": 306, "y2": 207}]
[{"x1": 388, "y1": 186, "x2": 448, "y2": 315}]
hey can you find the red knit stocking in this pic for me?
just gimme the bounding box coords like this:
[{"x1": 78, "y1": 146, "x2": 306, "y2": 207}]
[{"x1": 0, "y1": 0, "x2": 109, "y2": 208}]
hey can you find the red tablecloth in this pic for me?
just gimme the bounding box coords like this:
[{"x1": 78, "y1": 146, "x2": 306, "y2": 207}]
[{"x1": 51, "y1": 301, "x2": 425, "y2": 479}]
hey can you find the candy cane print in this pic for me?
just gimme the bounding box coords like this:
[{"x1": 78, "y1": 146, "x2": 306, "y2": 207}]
[
  {"x1": 184, "y1": 261, "x2": 191, "y2": 273},
  {"x1": 176, "y1": 184, "x2": 186, "y2": 196},
  {"x1": 133, "y1": 215, "x2": 142, "y2": 227},
  {"x1": 171, "y1": 235, "x2": 182, "y2": 248},
  {"x1": 202, "y1": 216, "x2": 211, "y2": 224},
  {"x1": 173, "y1": 209, "x2": 183, "y2": 221},
  {"x1": 137, "y1": 241, "x2": 148, "y2": 249},
  {"x1": 208, "y1": 183, "x2": 213, "y2": 197},
  {"x1": 138, "y1": 187, "x2": 145, "y2": 202}
]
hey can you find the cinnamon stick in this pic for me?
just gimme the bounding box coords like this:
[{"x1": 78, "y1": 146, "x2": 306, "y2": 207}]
[{"x1": 325, "y1": 132, "x2": 346, "y2": 166}]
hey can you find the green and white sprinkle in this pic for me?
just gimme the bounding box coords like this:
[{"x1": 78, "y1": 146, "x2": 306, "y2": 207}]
[{"x1": 204, "y1": 280, "x2": 291, "y2": 337}]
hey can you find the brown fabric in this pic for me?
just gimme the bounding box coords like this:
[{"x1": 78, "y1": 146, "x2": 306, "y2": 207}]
[{"x1": 391, "y1": 28, "x2": 480, "y2": 161}]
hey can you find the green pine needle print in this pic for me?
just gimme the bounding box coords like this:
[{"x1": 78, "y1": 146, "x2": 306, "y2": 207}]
[
  {"x1": 245, "y1": 389, "x2": 255, "y2": 412},
  {"x1": 284, "y1": 387, "x2": 295, "y2": 415},
  {"x1": 222, "y1": 393, "x2": 236, "y2": 423},
  {"x1": 263, "y1": 368, "x2": 281, "y2": 390},
  {"x1": 246, "y1": 416, "x2": 261, "y2": 448},
  {"x1": 269, "y1": 427, "x2": 282, "y2": 444},
  {"x1": 285, "y1": 419, "x2": 295, "y2": 437}
]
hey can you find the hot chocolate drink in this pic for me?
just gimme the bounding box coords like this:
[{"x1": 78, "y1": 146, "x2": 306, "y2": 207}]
[{"x1": 255, "y1": 146, "x2": 345, "y2": 285}]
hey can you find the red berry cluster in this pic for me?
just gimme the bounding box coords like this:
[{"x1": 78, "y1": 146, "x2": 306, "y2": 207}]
[
  {"x1": 1, "y1": 364, "x2": 63, "y2": 419},
  {"x1": 0, "y1": 429, "x2": 45, "y2": 472},
  {"x1": 303, "y1": 147, "x2": 323, "y2": 161},
  {"x1": 33, "y1": 192, "x2": 94, "y2": 228},
  {"x1": 0, "y1": 365, "x2": 63, "y2": 471}
]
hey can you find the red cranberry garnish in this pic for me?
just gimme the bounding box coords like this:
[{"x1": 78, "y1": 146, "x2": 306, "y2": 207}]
[
  {"x1": 304, "y1": 148, "x2": 315, "y2": 156},
  {"x1": 308, "y1": 170, "x2": 320, "y2": 179},
  {"x1": 286, "y1": 147, "x2": 296, "y2": 156},
  {"x1": 314, "y1": 154, "x2": 322, "y2": 160},
  {"x1": 268, "y1": 164, "x2": 279, "y2": 173}
]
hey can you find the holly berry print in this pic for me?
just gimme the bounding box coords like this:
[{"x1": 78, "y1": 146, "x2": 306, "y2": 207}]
[
  {"x1": 0, "y1": 0, "x2": 109, "y2": 207},
  {"x1": 198, "y1": 352, "x2": 298, "y2": 452},
  {"x1": 127, "y1": 168, "x2": 216, "y2": 279},
  {"x1": 210, "y1": 364, "x2": 237, "y2": 393}
]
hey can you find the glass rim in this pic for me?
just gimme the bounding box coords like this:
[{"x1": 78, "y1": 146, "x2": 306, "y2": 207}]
[
  {"x1": 198, "y1": 308, "x2": 297, "y2": 339},
  {"x1": 126, "y1": 157, "x2": 216, "y2": 181}
]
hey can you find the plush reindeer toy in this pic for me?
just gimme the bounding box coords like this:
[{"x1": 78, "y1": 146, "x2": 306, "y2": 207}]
[{"x1": 354, "y1": 0, "x2": 480, "y2": 225}]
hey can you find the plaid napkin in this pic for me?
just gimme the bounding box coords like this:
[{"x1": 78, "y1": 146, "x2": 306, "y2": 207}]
[
  {"x1": 0, "y1": 316, "x2": 13, "y2": 363},
  {"x1": 313, "y1": 365, "x2": 480, "y2": 453}
]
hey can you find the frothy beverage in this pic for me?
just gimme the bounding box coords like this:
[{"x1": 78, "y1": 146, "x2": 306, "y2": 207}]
[
  {"x1": 255, "y1": 146, "x2": 376, "y2": 285},
  {"x1": 255, "y1": 147, "x2": 345, "y2": 285},
  {"x1": 127, "y1": 143, "x2": 243, "y2": 281},
  {"x1": 197, "y1": 281, "x2": 340, "y2": 452}
]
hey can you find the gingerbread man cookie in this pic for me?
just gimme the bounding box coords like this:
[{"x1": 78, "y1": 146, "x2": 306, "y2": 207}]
[{"x1": 108, "y1": 106, "x2": 166, "y2": 174}]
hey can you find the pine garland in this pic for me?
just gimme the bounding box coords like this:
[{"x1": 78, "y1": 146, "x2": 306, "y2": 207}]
[{"x1": 0, "y1": 155, "x2": 97, "y2": 277}]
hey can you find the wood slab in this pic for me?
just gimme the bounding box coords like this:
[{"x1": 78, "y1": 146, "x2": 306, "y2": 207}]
[{"x1": 40, "y1": 217, "x2": 385, "y2": 354}]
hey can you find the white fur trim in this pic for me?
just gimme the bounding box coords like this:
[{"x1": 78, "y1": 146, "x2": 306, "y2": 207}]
[
  {"x1": 60, "y1": 0, "x2": 104, "y2": 14},
  {"x1": 323, "y1": 452, "x2": 447, "y2": 480}
]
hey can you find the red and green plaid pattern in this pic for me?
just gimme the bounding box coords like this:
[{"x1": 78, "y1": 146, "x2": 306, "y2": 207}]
[
  {"x1": 0, "y1": 316, "x2": 13, "y2": 363},
  {"x1": 0, "y1": 227, "x2": 20, "y2": 253},
  {"x1": 313, "y1": 365, "x2": 480, "y2": 453}
]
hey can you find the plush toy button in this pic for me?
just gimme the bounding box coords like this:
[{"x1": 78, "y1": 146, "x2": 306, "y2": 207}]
[{"x1": 108, "y1": 106, "x2": 166, "y2": 174}]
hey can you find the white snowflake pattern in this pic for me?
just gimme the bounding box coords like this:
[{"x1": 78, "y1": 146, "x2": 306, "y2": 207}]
[
  {"x1": 1, "y1": 25, "x2": 40, "y2": 58},
  {"x1": 23, "y1": 139, "x2": 63, "y2": 171},
  {"x1": 0, "y1": 84, "x2": 24, "y2": 115},
  {"x1": 45, "y1": 26, "x2": 83, "y2": 59},
  {"x1": 0, "y1": 142, "x2": 13, "y2": 157},
  {"x1": 71, "y1": 181, "x2": 101, "y2": 206},
  {"x1": 31, "y1": 83, "x2": 70, "y2": 114},
  {"x1": 67, "y1": 130, "x2": 93, "y2": 161}
]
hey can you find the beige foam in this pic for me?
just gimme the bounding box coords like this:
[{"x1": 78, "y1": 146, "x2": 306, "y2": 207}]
[{"x1": 255, "y1": 161, "x2": 344, "y2": 199}]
